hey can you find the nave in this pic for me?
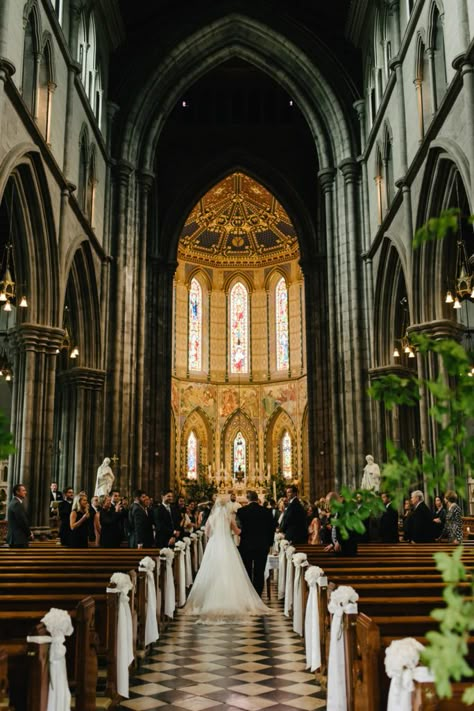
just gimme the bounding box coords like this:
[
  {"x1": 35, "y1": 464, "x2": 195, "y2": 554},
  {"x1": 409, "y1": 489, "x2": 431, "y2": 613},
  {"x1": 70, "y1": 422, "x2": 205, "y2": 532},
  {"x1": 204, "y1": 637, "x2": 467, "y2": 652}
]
[{"x1": 120, "y1": 593, "x2": 326, "y2": 711}]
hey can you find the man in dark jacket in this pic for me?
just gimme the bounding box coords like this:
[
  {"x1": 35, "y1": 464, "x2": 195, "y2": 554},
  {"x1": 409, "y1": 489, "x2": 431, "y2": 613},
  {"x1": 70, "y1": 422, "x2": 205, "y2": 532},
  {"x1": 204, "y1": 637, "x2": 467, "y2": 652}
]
[
  {"x1": 237, "y1": 491, "x2": 275, "y2": 596},
  {"x1": 279, "y1": 485, "x2": 307, "y2": 544},
  {"x1": 153, "y1": 490, "x2": 180, "y2": 548},
  {"x1": 406, "y1": 490, "x2": 434, "y2": 543},
  {"x1": 58, "y1": 487, "x2": 74, "y2": 546},
  {"x1": 133, "y1": 490, "x2": 154, "y2": 548},
  {"x1": 7, "y1": 484, "x2": 32, "y2": 547},
  {"x1": 379, "y1": 493, "x2": 399, "y2": 543}
]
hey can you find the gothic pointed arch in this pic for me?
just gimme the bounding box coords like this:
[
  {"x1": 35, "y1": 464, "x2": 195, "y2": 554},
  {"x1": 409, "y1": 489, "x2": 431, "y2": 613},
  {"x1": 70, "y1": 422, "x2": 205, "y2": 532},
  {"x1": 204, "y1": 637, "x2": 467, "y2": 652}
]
[
  {"x1": 265, "y1": 406, "x2": 297, "y2": 479},
  {"x1": 221, "y1": 409, "x2": 257, "y2": 477},
  {"x1": 180, "y1": 406, "x2": 213, "y2": 476}
]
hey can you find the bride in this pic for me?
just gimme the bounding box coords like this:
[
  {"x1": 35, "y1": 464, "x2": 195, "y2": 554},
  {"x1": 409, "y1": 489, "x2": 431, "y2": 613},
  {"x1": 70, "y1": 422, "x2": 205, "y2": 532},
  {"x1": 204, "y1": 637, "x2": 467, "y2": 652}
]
[{"x1": 182, "y1": 495, "x2": 273, "y2": 622}]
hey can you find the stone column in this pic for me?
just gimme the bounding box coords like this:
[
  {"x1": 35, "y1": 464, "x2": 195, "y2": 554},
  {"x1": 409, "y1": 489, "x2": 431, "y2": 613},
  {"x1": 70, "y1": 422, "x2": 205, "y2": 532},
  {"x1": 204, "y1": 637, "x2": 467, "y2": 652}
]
[
  {"x1": 338, "y1": 158, "x2": 366, "y2": 483},
  {"x1": 135, "y1": 170, "x2": 154, "y2": 482},
  {"x1": 388, "y1": 0, "x2": 401, "y2": 55},
  {"x1": 426, "y1": 48, "x2": 438, "y2": 113},
  {"x1": 391, "y1": 57, "x2": 409, "y2": 174},
  {"x1": 459, "y1": 60, "x2": 474, "y2": 207},
  {"x1": 144, "y1": 258, "x2": 177, "y2": 495},
  {"x1": 9, "y1": 324, "x2": 63, "y2": 525},
  {"x1": 317, "y1": 168, "x2": 341, "y2": 489},
  {"x1": 0, "y1": 58, "x2": 15, "y2": 136}
]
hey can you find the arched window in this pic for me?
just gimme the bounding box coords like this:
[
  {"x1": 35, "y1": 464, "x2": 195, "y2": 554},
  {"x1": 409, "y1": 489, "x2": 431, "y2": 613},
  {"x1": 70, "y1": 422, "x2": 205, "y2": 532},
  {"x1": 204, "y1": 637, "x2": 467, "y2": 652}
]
[
  {"x1": 375, "y1": 146, "x2": 384, "y2": 223},
  {"x1": 77, "y1": 13, "x2": 87, "y2": 85},
  {"x1": 78, "y1": 130, "x2": 88, "y2": 212},
  {"x1": 86, "y1": 146, "x2": 96, "y2": 224},
  {"x1": 230, "y1": 281, "x2": 248, "y2": 373},
  {"x1": 86, "y1": 14, "x2": 97, "y2": 102},
  {"x1": 38, "y1": 41, "x2": 54, "y2": 141},
  {"x1": 50, "y1": 0, "x2": 63, "y2": 25},
  {"x1": 415, "y1": 38, "x2": 431, "y2": 137},
  {"x1": 275, "y1": 277, "x2": 289, "y2": 371},
  {"x1": 281, "y1": 431, "x2": 292, "y2": 479},
  {"x1": 384, "y1": 130, "x2": 394, "y2": 206},
  {"x1": 95, "y1": 64, "x2": 103, "y2": 127},
  {"x1": 187, "y1": 431, "x2": 198, "y2": 479},
  {"x1": 22, "y1": 11, "x2": 38, "y2": 114},
  {"x1": 432, "y1": 7, "x2": 447, "y2": 108},
  {"x1": 188, "y1": 278, "x2": 202, "y2": 371},
  {"x1": 233, "y1": 431, "x2": 246, "y2": 475}
]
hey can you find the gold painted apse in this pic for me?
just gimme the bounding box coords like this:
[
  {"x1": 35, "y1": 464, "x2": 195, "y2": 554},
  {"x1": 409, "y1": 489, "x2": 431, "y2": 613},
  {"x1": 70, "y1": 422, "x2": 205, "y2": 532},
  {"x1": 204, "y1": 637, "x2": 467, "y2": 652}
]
[{"x1": 178, "y1": 172, "x2": 299, "y2": 267}]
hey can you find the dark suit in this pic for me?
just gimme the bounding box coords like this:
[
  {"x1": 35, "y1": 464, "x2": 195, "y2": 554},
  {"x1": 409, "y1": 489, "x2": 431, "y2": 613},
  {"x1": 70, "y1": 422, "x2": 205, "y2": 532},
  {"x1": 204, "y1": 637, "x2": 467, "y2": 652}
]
[
  {"x1": 133, "y1": 505, "x2": 154, "y2": 547},
  {"x1": 58, "y1": 498, "x2": 73, "y2": 546},
  {"x1": 237, "y1": 502, "x2": 275, "y2": 596},
  {"x1": 49, "y1": 490, "x2": 63, "y2": 503},
  {"x1": 406, "y1": 501, "x2": 434, "y2": 542},
  {"x1": 7, "y1": 497, "x2": 31, "y2": 547},
  {"x1": 379, "y1": 503, "x2": 399, "y2": 543},
  {"x1": 279, "y1": 497, "x2": 307, "y2": 544},
  {"x1": 154, "y1": 503, "x2": 180, "y2": 548}
]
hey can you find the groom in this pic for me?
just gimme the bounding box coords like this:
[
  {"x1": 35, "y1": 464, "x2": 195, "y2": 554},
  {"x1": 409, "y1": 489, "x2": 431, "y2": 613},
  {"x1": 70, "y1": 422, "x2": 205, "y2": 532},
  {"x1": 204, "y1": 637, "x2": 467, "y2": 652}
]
[{"x1": 237, "y1": 491, "x2": 275, "y2": 596}]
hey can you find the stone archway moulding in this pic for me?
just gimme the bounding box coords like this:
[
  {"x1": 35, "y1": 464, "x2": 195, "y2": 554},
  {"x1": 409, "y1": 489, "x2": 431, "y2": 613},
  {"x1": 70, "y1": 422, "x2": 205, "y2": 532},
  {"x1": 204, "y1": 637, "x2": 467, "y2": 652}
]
[{"x1": 119, "y1": 14, "x2": 356, "y2": 171}]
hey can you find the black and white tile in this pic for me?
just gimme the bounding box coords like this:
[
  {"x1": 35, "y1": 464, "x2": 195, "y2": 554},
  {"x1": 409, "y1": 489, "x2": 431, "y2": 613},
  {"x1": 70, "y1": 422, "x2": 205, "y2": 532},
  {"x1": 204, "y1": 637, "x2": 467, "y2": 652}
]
[{"x1": 120, "y1": 594, "x2": 326, "y2": 710}]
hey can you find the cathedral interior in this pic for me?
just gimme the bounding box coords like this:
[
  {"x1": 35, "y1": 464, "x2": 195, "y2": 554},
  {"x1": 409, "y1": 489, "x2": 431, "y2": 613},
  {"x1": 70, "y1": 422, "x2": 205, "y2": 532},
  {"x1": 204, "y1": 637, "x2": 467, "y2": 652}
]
[{"x1": 0, "y1": 0, "x2": 473, "y2": 524}]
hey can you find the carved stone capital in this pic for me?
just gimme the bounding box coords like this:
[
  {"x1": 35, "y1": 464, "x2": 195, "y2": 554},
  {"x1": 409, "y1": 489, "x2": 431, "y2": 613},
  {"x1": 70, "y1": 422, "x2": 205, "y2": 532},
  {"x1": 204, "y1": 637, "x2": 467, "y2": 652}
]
[
  {"x1": 353, "y1": 99, "x2": 365, "y2": 121},
  {"x1": 368, "y1": 364, "x2": 413, "y2": 380},
  {"x1": 338, "y1": 158, "x2": 359, "y2": 183},
  {"x1": 57, "y1": 367, "x2": 106, "y2": 390},
  {"x1": 12, "y1": 324, "x2": 64, "y2": 353},
  {"x1": 317, "y1": 168, "x2": 336, "y2": 193},
  {"x1": 137, "y1": 169, "x2": 155, "y2": 193},
  {"x1": 0, "y1": 58, "x2": 16, "y2": 81},
  {"x1": 407, "y1": 319, "x2": 466, "y2": 342},
  {"x1": 115, "y1": 159, "x2": 135, "y2": 187}
]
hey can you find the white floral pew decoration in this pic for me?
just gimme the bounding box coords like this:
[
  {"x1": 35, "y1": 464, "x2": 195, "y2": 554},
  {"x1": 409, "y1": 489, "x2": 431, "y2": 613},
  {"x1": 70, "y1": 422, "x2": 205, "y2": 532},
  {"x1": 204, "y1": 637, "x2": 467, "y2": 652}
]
[
  {"x1": 138, "y1": 556, "x2": 159, "y2": 646},
  {"x1": 292, "y1": 552, "x2": 309, "y2": 636},
  {"x1": 284, "y1": 544, "x2": 296, "y2": 616},
  {"x1": 304, "y1": 565, "x2": 327, "y2": 672},
  {"x1": 327, "y1": 585, "x2": 359, "y2": 711},
  {"x1": 174, "y1": 541, "x2": 187, "y2": 606},
  {"x1": 159, "y1": 547, "x2": 176, "y2": 618},
  {"x1": 106, "y1": 572, "x2": 134, "y2": 699},
  {"x1": 278, "y1": 538, "x2": 289, "y2": 600},
  {"x1": 385, "y1": 637, "x2": 434, "y2": 711}
]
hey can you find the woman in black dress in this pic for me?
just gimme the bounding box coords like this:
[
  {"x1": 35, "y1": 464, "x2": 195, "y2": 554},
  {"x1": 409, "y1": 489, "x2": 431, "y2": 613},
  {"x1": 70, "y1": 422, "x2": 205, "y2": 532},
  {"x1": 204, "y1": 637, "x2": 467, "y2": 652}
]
[
  {"x1": 69, "y1": 494, "x2": 90, "y2": 548},
  {"x1": 432, "y1": 495, "x2": 446, "y2": 540}
]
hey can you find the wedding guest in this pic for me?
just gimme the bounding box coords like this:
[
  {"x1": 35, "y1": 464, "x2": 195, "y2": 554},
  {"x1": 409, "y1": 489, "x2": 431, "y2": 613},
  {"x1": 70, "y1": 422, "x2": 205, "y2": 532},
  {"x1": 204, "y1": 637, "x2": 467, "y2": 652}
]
[
  {"x1": 405, "y1": 490, "x2": 434, "y2": 543},
  {"x1": 279, "y1": 485, "x2": 307, "y2": 544},
  {"x1": 432, "y1": 495, "x2": 446, "y2": 540},
  {"x1": 98, "y1": 494, "x2": 124, "y2": 547},
  {"x1": 402, "y1": 497, "x2": 412, "y2": 541},
  {"x1": 276, "y1": 497, "x2": 287, "y2": 527},
  {"x1": 154, "y1": 490, "x2": 180, "y2": 548},
  {"x1": 134, "y1": 491, "x2": 154, "y2": 548},
  {"x1": 307, "y1": 505, "x2": 321, "y2": 544},
  {"x1": 324, "y1": 491, "x2": 358, "y2": 556},
  {"x1": 7, "y1": 484, "x2": 33, "y2": 548},
  {"x1": 58, "y1": 487, "x2": 74, "y2": 546},
  {"x1": 69, "y1": 494, "x2": 90, "y2": 548},
  {"x1": 379, "y1": 493, "x2": 399, "y2": 543},
  {"x1": 443, "y1": 491, "x2": 463, "y2": 544}
]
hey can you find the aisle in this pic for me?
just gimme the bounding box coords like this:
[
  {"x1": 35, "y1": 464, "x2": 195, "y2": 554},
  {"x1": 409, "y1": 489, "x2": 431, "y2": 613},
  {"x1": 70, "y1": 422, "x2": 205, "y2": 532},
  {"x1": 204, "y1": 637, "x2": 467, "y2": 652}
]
[{"x1": 120, "y1": 594, "x2": 326, "y2": 710}]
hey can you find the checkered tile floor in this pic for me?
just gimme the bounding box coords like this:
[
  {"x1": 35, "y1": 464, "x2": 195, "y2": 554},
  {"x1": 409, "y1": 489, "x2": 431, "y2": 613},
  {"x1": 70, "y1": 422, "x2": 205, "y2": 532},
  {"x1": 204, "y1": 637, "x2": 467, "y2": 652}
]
[{"x1": 119, "y1": 592, "x2": 326, "y2": 710}]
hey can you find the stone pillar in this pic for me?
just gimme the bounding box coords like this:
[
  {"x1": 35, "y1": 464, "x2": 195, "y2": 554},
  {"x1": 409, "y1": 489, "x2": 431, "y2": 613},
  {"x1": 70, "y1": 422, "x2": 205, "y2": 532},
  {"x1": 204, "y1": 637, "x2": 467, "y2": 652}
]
[
  {"x1": 391, "y1": 57, "x2": 409, "y2": 174},
  {"x1": 0, "y1": 58, "x2": 15, "y2": 136},
  {"x1": 388, "y1": 0, "x2": 401, "y2": 55},
  {"x1": 317, "y1": 168, "x2": 341, "y2": 489},
  {"x1": 144, "y1": 258, "x2": 177, "y2": 496},
  {"x1": 426, "y1": 48, "x2": 438, "y2": 113},
  {"x1": 338, "y1": 158, "x2": 366, "y2": 484},
  {"x1": 135, "y1": 170, "x2": 154, "y2": 482},
  {"x1": 55, "y1": 367, "x2": 106, "y2": 494},
  {"x1": 9, "y1": 324, "x2": 63, "y2": 525},
  {"x1": 459, "y1": 60, "x2": 474, "y2": 206}
]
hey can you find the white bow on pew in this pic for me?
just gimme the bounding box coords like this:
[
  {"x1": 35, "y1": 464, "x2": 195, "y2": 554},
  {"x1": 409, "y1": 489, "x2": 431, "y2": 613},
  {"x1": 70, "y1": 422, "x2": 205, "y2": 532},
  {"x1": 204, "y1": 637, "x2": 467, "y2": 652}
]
[
  {"x1": 138, "y1": 556, "x2": 159, "y2": 646},
  {"x1": 327, "y1": 585, "x2": 359, "y2": 711},
  {"x1": 182, "y1": 536, "x2": 193, "y2": 587},
  {"x1": 284, "y1": 545, "x2": 296, "y2": 616},
  {"x1": 385, "y1": 638, "x2": 434, "y2": 711},
  {"x1": 304, "y1": 565, "x2": 327, "y2": 671},
  {"x1": 195, "y1": 530, "x2": 204, "y2": 564},
  {"x1": 292, "y1": 552, "x2": 309, "y2": 636},
  {"x1": 159, "y1": 547, "x2": 176, "y2": 617},
  {"x1": 174, "y1": 541, "x2": 187, "y2": 606},
  {"x1": 107, "y1": 572, "x2": 134, "y2": 698},
  {"x1": 278, "y1": 539, "x2": 289, "y2": 600},
  {"x1": 27, "y1": 607, "x2": 73, "y2": 711}
]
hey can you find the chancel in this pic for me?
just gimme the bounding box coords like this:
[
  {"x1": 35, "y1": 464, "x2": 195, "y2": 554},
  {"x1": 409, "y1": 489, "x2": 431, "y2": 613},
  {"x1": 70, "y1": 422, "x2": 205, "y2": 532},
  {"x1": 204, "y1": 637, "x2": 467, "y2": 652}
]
[{"x1": 0, "y1": 1, "x2": 473, "y2": 709}]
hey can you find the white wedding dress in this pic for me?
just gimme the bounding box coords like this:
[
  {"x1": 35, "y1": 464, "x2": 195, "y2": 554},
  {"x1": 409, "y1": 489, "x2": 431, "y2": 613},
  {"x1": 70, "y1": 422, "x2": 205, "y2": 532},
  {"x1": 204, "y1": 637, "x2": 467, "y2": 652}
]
[{"x1": 182, "y1": 498, "x2": 273, "y2": 623}]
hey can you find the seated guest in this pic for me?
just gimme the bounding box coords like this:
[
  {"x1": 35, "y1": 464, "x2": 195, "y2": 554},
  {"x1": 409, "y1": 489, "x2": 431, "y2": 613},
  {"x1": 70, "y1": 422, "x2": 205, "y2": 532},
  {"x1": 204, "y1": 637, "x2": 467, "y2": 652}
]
[
  {"x1": 324, "y1": 491, "x2": 358, "y2": 556},
  {"x1": 443, "y1": 491, "x2": 463, "y2": 544},
  {"x1": 405, "y1": 490, "x2": 434, "y2": 543},
  {"x1": 69, "y1": 494, "x2": 90, "y2": 548},
  {"x1": 379, "y1": 493, "x2": 399, "y2": 543},
  {"x1": 432, "y1": 495, "x2": 446, "y2": 540}
]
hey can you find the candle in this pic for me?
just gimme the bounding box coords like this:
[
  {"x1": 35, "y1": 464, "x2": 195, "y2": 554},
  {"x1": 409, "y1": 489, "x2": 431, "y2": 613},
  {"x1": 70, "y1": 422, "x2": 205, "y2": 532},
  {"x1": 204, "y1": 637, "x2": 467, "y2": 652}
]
[
  {"x1": 208, "y1": 464, "x2": 211, "y2": 477},
  {"x1": 267, "y1": 463, "x2": 271, "y2": 478},
  {"x1": 273, "y1": 481, "x2": 277, "y2": 501}
]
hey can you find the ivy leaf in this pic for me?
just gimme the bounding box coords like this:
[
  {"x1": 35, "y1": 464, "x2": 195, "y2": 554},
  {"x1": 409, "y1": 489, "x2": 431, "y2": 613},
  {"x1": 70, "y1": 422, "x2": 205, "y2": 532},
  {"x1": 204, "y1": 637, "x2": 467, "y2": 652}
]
[{"x1": 413, "y1": 208, "x2": 459, "y2": 248}]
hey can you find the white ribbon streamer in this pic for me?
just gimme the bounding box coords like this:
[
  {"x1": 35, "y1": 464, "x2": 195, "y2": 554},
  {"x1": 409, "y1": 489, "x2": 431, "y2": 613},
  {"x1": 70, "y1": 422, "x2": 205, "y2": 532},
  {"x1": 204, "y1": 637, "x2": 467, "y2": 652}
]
[
  {"x1": 183, "y1": 536, "x2": 193, "y2": 587},
  {"x1": 292, "y1": 552, "x2": 309, "y2": 636},
  {"x1": 107, "y1": 573, "x2": 134, "y2": 698},
  {"x1": 159, "y1": 548, "x2": 176, "y2": 617},
  {"x1": 304, "y1": 566, "x2": 327, "y2": 672},
  {"x1": 196, "y1": 530, "x2": 204, "y2": 565},
  {"x1": 27, "y1": 608, "x2": 73, "y2": 711},
  {"x1": 278, "y1": 539, "x2": 289, "y2": 599},
  {"x1": 139, "y1": 557, "x2": 159, "y2": 646},
  {"x1": 327, "y1": 586, "x2": 359, "y2": 711},
  {"x1": 284, "y1": 545, "x2": 296, "y2": 616},
  {"x1": 174, "y1": 541, "x2": 187, "y2": 606},
  {"x1": 385, "y1": 638, "x2": 434, "y2": 711}
]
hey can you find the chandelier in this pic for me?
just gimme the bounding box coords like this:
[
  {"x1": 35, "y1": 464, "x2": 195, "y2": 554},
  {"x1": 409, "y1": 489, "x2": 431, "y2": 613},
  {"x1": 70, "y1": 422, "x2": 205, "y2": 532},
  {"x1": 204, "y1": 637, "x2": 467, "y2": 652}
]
[
  {"x1": 55, "y1": 306, "x2": 79, "y2": 359},
  {"x1": 445, "y1": 180, "x2": 474, "y2": 309},
  {"x1": 393, "y1": 297, "x2": 416, "y2": 359},
  {"x1": 0, "y1": 184, "x2": 28, "y2": 312}
]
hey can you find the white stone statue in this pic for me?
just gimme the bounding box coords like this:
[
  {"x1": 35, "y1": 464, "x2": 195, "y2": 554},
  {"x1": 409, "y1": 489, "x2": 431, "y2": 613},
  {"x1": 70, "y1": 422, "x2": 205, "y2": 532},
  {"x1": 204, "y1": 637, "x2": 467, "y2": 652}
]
[
  {"x1": 361, "y1": 454, "x2": 381, "y2": 492},
  {"x1": 94, "y1": 458, "x2": 114, "y2": 497}
]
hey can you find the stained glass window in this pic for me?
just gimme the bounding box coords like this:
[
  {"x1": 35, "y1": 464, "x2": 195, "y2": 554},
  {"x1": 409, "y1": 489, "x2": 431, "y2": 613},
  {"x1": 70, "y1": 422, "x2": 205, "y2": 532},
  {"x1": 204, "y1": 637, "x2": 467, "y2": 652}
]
[
  {"x1": 188, "y1": 278, "x2": 202, "y2": 371},
  {"x1": 230, "y1": 282, "x2": 248, "y2": 373},
  {"x1": 233, "y1": 431, "x2": 246, "y2": 475},
  {"x1": 276, "y1": 277, "x2": 289, "y2": 371},
  {"x1": 187, "y1": 431, "x2": 198, "y2": 479},
  {"x1": 282, "y1": 431, "x2": 292, "y2": 479}
]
